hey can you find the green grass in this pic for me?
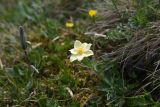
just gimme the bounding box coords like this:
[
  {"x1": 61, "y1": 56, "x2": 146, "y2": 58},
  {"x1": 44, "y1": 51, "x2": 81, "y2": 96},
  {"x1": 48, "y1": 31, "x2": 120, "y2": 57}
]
[{"x1": 0, "y1": 0, "x2": 160, "y2": 107}]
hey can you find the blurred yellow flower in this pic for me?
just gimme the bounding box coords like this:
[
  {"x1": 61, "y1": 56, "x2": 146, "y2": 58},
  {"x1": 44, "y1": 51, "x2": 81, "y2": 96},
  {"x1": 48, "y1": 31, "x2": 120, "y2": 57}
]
[
  {"x1": 66, "y1": 21, "x2": 74, "y2": 28},
  {"x1": 89, "y1": 9, "x2": 97, "y2": 17},
  {"x1": 69, "y1": 40, "x2": 94, "y2": 62}
]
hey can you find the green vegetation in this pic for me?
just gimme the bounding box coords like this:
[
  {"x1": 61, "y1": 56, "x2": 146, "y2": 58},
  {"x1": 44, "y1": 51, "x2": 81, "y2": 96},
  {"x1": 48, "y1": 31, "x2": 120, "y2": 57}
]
[{"x1": 0, "y1": 0, "x2": 160, "y2": 106}]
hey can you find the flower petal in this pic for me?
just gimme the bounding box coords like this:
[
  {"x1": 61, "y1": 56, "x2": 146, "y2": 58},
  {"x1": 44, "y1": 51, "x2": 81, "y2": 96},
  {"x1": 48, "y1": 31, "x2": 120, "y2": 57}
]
[
  {"x1": 86, "y1": 43, "x2": 92, "y2": 50},
  {"x1": 82, "y1": 43, "x2": 92, "y2": 50},
  {"x1": 84, "y1": 50, "x2": 94, "y2": 57},
  {"x1": 82, "y1": 43, "x2": 87, "y2": 48},
  {"x1": 70, "y1": 55, "x2": 77, "y2": 62},
  {"x1": 69, "y1": 49, "x2": 77, "y2": 54},
  {"x1": 74, "y1": 40, "x2": 82, "y2": 48},
  {"x1": 77, "y1": 55, "x2": 84, "y2": 61}
]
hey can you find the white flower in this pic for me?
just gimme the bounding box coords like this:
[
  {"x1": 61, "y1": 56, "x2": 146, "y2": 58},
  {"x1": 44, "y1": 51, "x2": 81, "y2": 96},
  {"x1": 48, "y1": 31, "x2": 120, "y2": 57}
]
[{"x1": 69, "y1": 40, "x2": 94, "y2": 62}]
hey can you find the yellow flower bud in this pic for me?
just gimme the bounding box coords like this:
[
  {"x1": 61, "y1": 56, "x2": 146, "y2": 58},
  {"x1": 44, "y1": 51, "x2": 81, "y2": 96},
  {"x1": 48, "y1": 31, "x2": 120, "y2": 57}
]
[{"x1": 65, "y1": 21, "x2": 74, "y2": 28}]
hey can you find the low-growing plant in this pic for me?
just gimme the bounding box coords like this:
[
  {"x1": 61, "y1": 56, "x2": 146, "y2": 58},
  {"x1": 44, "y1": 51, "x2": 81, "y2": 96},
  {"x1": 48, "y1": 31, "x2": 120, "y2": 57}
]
[
  {"x1": 129, "y1": 9, "x2": 148, "y2": 28},
  {"x1": 106, "y1": 24, "x2": 132, "y2": 41}
]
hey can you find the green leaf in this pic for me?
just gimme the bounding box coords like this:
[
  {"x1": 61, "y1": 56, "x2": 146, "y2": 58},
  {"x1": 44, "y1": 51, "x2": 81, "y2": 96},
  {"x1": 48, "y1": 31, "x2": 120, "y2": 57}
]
[{"x1": 38, "y1": 95, "x2": 47, "y2": 107}]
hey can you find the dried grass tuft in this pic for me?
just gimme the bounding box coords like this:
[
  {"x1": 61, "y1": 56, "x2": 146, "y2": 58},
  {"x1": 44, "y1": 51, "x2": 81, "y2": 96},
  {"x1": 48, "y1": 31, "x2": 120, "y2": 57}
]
[{"x1": 107, "y1": 22, "x2": 160, "y2": 99}]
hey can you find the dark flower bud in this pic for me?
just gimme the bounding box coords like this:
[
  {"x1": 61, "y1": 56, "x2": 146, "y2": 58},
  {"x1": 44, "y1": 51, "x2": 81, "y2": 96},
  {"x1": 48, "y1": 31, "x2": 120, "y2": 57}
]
[{"x1": 19, "y1": 26, "x2": 27, "y2": 50}]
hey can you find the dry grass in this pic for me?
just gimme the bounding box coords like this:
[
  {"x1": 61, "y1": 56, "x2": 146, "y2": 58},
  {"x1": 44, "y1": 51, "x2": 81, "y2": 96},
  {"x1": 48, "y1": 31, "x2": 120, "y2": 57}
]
[{"x1": 106, "y1": 21, "x2": 160, "y2": 99}]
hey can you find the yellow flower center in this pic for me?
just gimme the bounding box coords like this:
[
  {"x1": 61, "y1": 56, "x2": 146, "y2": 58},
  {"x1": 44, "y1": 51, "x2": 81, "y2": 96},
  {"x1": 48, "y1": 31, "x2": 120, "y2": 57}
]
[
  {"x1": 77, "y1": 48, "x2": 85, "y2": 55},
  {"x1": 89, "y1": 10, "x2": 97, "y2": 17}
]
